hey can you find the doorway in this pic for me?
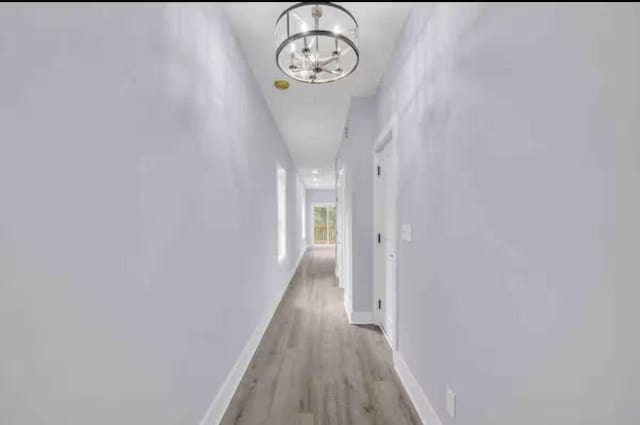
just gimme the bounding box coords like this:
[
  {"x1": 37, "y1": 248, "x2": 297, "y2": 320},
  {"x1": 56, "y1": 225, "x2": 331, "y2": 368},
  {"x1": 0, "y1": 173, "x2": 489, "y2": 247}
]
[
  {"x1": 312, "y1": 203, "x2": 336, "y2": 246},
  {"x1": 373, "y1": 115, "x2": 398, "y2": 350}
]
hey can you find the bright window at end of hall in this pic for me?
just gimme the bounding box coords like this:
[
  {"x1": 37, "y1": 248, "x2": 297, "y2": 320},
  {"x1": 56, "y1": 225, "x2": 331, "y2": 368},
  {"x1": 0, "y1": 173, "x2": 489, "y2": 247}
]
[{"x1": 277, "y1": 165, "x2": 287, "y2": 262}]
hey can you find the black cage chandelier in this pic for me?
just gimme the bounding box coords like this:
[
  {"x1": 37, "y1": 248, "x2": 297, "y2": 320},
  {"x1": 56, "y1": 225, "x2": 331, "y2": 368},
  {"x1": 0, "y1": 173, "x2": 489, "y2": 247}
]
[{"x1": 275, "y1": 2, "x2": 359, "y2": 84}]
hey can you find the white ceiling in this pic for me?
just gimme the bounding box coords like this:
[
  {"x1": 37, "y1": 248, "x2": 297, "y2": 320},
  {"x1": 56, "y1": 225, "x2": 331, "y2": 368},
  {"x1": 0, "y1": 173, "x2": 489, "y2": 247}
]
[{"x1": 222, "y1": 2, "x2": 412, "y2": 189}]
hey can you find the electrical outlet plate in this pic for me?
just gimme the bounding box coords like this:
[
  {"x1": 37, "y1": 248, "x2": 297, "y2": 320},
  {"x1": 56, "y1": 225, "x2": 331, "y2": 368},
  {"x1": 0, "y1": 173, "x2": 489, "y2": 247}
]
[{"x1": 446, "y1": 386, "x2": 456, "y2": 418}]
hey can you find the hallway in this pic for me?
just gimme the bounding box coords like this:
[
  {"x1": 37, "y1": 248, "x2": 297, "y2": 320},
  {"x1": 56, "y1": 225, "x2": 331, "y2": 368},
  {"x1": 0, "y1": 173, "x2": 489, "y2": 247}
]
[
  {"x1": 222, "y1": 248, "x2": 420, "y2": 425},
  {"x1": 0, "y1": 3, "x2": 638, "y2": 425}
]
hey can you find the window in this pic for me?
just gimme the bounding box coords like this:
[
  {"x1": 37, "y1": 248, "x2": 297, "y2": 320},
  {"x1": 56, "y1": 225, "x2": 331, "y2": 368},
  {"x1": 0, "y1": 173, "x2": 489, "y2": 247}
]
[
  {"x1": 277, "y1": 165, "x2": 287, "y2": 262},
  {"x1": 313, "y1": 204, "x2": 336, "y2": 245}
]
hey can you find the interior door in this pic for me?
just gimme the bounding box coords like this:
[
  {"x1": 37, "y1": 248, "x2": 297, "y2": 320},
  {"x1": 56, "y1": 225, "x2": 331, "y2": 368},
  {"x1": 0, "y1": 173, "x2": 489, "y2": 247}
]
[{"x1": 381, "y1": 140, "x2": 397, "y2": 347}]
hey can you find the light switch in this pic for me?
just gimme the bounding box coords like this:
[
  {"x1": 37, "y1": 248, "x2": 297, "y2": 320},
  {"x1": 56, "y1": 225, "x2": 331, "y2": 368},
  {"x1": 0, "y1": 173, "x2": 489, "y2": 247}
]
[{"x1": 401, "y1": 224, "x2": 412, "y2": 241}]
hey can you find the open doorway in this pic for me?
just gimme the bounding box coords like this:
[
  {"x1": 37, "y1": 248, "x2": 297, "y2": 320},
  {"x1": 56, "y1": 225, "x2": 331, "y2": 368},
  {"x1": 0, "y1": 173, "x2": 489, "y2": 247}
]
[
  {"x1": 312, "y1": 203, "x2": 336, "y2": 246},
  {"x1": 374, "y1": 115, "x2": 398, "y2": 350}
]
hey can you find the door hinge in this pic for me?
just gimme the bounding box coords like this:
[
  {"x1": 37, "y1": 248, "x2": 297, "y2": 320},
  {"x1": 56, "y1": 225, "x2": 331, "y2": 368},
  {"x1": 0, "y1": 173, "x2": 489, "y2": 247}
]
[
  {"x1": 378, "y1": 299, "x2": 382, "y2": 309},
  {"x1": 377, "y1": 165, "x2": 381, "y2": 176},
  {"x1": 377, "y1": 233, "x2": 381, "y2": 243}
]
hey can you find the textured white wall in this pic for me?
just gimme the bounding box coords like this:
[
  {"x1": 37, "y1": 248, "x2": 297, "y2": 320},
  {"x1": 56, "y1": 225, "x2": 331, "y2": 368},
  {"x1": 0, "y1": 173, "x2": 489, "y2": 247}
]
[
  {"x1": 0, "y1": 4, "x2": 304, "y2": 425},
  {"x1": 337, "y1": 97, "x2": 378, "y2": 314},
  {"x1": 377, "y1": 3, "x2": 639, "y2": 425}
]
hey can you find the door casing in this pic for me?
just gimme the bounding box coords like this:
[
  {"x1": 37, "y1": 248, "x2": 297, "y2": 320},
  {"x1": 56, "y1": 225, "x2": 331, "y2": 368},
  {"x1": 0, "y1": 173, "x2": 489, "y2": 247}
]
[{"x1": 373, "y1": 114, "x2": 399, "y2": 351}]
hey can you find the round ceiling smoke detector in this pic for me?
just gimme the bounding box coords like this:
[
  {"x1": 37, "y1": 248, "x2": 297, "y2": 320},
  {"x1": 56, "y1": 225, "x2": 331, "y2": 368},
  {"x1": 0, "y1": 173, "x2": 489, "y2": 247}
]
[
  {"x1": 275, "y1": 2, "x2": 359, "y2": 84},
  {"x1": 274, "y1": 79, "x2": 290, "y2": 90}
]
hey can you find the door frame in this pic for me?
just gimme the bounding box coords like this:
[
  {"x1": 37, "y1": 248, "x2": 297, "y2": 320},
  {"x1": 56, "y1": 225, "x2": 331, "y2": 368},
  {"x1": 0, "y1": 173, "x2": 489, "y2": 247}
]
[
  {"x1": 336, "y1": 165, "x2": 354, "y2": 312},
  {"x1": 336, "y1": 165, "x2": 345, "y2": 288},
  {"x1": 373, "y1": 114, "x2": 399, "y2": 350},
  {"x1": 311, "y1": 202, "x2": 336, "y2": 247}
]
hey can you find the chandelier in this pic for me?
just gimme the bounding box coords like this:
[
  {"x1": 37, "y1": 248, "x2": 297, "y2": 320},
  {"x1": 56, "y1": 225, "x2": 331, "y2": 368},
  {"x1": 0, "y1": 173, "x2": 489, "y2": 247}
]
[{"x1": 275, "y1": 2, "x2": 359, "y2": 84}]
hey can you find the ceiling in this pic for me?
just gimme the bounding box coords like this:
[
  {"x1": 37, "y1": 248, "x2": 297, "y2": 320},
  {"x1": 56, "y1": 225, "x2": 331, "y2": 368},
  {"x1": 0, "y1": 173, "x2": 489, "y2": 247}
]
[{"x1": 222, "y1": 2, "x2": 412, "y2": 189}]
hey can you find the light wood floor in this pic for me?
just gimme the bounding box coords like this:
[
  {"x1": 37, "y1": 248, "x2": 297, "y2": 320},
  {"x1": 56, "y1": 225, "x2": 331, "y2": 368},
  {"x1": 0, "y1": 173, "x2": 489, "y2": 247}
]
[{"x1": 221, "y1": 247, "x2": 422, "y2": 425}]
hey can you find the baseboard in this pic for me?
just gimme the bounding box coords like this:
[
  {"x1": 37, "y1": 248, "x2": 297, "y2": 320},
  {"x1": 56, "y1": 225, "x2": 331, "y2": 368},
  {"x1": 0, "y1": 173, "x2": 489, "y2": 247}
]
[
  {"x1": 393, "y1": 351, "x2": 443, "y2": 425},
  {"x1": 343, "y1": 296, "x2": 352, "y2": 322},
  {"x1": 291, "y1": 247, "x2": 307, "y2": 280},
  {"x1": 345, "y1": 309, "x2": 374, "y2": 325},
  {"x1": 380, "y1": 324, "x2": 395, "y2": 350},
  {"x1": 199, "y1": 247, "x2": 307, "y2": 425},
  {"x1": 341, "y1": 295, "x2": 373, "y2": 325}
]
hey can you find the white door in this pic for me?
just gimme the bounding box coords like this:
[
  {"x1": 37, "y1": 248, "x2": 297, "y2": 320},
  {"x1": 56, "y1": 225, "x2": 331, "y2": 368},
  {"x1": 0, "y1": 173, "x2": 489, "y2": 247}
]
[{"x1": 377, "y1": 139, "x2": 397, "y2": 348}]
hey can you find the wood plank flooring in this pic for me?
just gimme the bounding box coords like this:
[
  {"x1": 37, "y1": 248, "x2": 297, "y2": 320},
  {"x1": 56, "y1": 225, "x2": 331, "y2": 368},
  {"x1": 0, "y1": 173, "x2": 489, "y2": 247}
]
[{"x1": 221, "y1": 247, "x2": 421, "y2": 425}]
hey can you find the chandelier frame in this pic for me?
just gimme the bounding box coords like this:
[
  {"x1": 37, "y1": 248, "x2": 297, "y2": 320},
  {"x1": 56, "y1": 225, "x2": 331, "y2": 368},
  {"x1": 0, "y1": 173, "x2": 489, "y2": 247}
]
[{"x1": 275, "y1": 2, "x2": 360, "y2": 85}]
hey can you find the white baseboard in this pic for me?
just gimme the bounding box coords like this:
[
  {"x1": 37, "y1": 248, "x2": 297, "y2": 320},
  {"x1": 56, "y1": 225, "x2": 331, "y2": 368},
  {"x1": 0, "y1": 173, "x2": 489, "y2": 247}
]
[
  {"x1": 344, "y1": 308, "x2": 374, "y2": 325},
  {"x1": 291, "y1": 247, "x2": 307, "y2": 281},
  {"x1": 380, "y1": 324, "x2": 395, "y2": 350},
  {"x1": 393, "y1": 351, "x2": 443, "y2": 425},
  {"x1": 341, "y1": 295, "x2": 374, "y2": 325},
  {"x1": 199, "y1": 247, "x2": 307, "y2": 425},
  {"x1": 343, "y1": 296, "x2": 352, "y2": 322}
]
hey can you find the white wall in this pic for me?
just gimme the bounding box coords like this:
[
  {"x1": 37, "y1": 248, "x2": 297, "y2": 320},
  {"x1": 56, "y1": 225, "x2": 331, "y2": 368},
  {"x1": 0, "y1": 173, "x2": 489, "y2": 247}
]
[
  {"x1": 305, "y1": 189, "x2": 336, "y2": 246},
  {"x1": 0, "y1": 4, "x2": 304, "y2": 425},
  {"x1": 337, "y1": 97, "x2": 378, "y2": 315},
  {"x1": 376, "y1": 3, "x2": 639, "y2": 425}
]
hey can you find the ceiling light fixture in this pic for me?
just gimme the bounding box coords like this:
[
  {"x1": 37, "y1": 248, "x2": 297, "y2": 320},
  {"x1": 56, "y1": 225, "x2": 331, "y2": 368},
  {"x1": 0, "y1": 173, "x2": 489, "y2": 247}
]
[
  {"x1": 275, "y1": 2, "x2": 359, "y2": 84},
  {"x1": 312, "y1": 169, "x2": 319, "y2": 174}
]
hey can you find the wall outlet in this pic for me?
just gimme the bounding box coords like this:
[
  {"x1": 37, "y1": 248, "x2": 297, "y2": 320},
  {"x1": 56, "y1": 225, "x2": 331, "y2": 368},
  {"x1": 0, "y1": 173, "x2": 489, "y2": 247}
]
[
  {"x1": 446, "y1": 386, "x2": 456, "y2": 418},
  {"x1": 401, "y1": 224, "x2": 412, "y2": 241}
]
